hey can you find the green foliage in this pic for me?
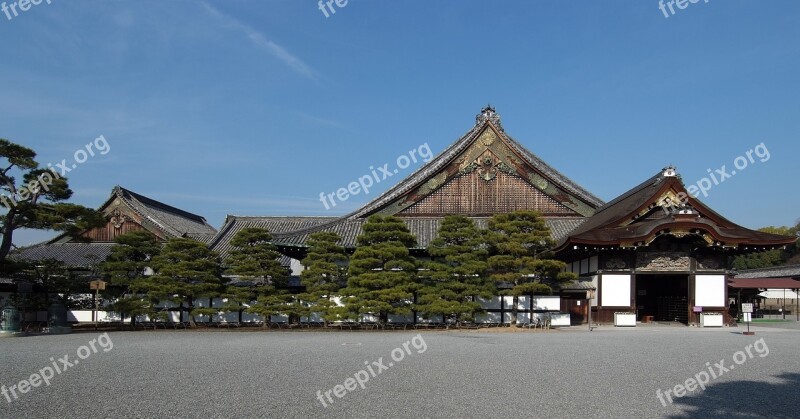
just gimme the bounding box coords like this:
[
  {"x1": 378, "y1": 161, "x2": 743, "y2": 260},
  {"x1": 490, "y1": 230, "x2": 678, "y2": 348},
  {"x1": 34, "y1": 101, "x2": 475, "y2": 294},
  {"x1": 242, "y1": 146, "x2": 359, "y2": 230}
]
[
  {"x1": 0, "y1": 139, "x2": 104, "y2": 262},
  {"x1": 224, "y1": 227, "x2": 289, "y2": 322},
  {"x1": 18, "y1": 259, "x2": 92, "y2": 309},
  {"x1": 486, "y1": 211, "x2": 572, "y2": 323},
  {"x1": 146, "y1": 237, "x2": 224, "y2": 321},
  {"x1": 417, "y1": 215, "x2": 494, "y2": 323},
  {"x1": 100, "y1": 230, "x2": 162, "y2": 322},
  {"x1": 356, "y1": 215, "x2": 417, "y2": 247},
  {"x1": 345, "y1": 215, "x2": 417, "y2": 323},
  {"x1": 225, "y1": 228, "x2": 286, "y2": 285},
  {"x1": 300, "y1": 231, "x2": 348, "y2": 323},
  {"x1": 732, "y1": 221, "x2": 800, "y2": 269}
]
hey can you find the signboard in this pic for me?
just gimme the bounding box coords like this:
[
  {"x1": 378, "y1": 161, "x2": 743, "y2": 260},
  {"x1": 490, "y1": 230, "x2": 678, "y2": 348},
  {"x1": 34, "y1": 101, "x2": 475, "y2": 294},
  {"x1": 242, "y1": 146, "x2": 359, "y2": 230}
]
[
  {"x1": 89, "y1": 280, "x2": 107, "y2": 291},
  {"x1": 741, "y1": 303, "x2": 754, "y2": 313},
  {"x1": 693, "y1": 306, "x2": 703, "y2": 313},
  {"x1": 743, "y1": 313, "x2": 752, "y2": 323}
]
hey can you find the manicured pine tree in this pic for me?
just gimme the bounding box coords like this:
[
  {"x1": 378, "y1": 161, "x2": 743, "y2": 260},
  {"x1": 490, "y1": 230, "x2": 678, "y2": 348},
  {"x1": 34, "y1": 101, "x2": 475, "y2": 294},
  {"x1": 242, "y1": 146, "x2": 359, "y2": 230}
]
[
  {"x1": 486, "y1": 210, "x2": 576, "y2": 324},
  {"x1": 224, "y1": 227, "x2": 288, "y2": 325},
  {"x1": 0, "y1": 139, "x2": 105, "y2": 262},
  {"x1": 417, "y1": 215, "x2": 494, "y2": 324},
  {"x1": 300, "y1": 231, "x2": 348, "y2": 325},
  {"x1": 344, "y1": 215, "x2": 417, "y2": 325},
  {"x1": 147, "y1": 237, "x2": 224, "y2": 325},
  {"x1": 101, "y1": 230, "x2": 162, "y2": 325}
]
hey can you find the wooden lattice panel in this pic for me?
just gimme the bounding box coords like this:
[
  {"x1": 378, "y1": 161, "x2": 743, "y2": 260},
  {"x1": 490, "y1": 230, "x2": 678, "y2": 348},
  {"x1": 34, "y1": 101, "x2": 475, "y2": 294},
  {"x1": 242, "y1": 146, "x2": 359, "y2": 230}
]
[{"x1": 399, "y1": 171, "x2": 578, "y2": 216}]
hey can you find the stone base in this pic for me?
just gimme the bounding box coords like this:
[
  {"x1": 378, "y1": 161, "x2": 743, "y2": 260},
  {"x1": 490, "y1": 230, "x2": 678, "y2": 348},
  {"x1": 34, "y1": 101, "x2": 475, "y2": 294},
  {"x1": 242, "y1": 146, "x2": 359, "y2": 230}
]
[{"x1": 45, "y1": 326, "x2": 73, "y2": 335}]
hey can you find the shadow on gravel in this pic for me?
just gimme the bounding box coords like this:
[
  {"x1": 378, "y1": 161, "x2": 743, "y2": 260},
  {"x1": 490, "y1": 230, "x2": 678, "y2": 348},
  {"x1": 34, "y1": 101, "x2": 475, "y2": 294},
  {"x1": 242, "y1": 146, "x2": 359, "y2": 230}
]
[{"x1": 667, "y1": 372, "x2": 800, "y2": 418}]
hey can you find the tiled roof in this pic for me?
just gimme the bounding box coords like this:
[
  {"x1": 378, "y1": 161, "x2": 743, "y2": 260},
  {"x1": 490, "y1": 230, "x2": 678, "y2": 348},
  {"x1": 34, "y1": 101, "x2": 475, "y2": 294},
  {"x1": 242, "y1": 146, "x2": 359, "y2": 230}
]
[
  {"x1": 113, "y1": 187, "x2": 218, "y2": 240},
  {"x1": 555, "y1": 168, "x2": 796, "y2": 250},
  {"x1": 209, "y1": 216, "x2": 338, "y2": 258},
  {"x1": 558, "y1": 279, "x2": 596, "y2": 291},
  {"x1": 733, "y1": 265, "x2": 800, "y2": 279},
  {"x1": 208, "y1": 107, "x2": 596, "y2": 257},
  {"x1": 728, "y1": 277, "x2": 800, "y2": 289},
  {"x1": 12, "y1": 243, "x2": 116, "y2": 268},
  {"x1": 46, "y1": 186, "x2": 219, "y2": 245},
  {"x1": 210, "y1": 215, "x2": 586, "y2": 255},
  {"x1": 13, "y1": 187, "x2": 219, "y2": 267}
]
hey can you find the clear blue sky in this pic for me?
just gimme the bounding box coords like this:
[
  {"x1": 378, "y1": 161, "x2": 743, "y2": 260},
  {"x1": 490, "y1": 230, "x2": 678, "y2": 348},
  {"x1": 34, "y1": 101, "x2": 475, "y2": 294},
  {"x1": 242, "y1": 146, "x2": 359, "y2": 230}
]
[{"x1": 2, "y1": 1, "x2": 798, "y2": 246}]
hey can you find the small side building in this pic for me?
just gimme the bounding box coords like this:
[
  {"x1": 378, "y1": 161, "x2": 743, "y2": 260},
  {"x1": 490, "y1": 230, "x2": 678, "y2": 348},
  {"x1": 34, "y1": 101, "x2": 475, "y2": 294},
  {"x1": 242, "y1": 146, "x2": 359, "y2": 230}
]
[{"x1": 554, "y1": 168, "x2": 795, "y2": 326}]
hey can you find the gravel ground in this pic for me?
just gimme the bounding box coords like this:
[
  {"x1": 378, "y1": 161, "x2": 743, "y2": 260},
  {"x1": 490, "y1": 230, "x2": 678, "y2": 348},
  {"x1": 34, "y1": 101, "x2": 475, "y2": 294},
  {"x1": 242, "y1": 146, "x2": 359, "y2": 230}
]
[{"x1": 1, "y1": 325, "x2": 799, "y2": 418}]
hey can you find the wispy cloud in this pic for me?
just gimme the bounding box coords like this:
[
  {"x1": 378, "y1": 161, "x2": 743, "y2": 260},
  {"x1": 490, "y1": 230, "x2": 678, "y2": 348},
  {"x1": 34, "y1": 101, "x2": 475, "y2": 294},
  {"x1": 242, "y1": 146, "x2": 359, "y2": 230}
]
[{"x1": 200, "y1": 2, "x2": 316, "y2": 80}]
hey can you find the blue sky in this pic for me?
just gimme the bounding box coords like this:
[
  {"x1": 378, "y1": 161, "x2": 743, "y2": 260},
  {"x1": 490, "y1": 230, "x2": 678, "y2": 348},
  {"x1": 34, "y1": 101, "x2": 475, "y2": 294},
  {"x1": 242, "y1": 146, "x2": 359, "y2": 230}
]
[{"x1": 1, "y1": 0, "x2": 798, "y2": 246}]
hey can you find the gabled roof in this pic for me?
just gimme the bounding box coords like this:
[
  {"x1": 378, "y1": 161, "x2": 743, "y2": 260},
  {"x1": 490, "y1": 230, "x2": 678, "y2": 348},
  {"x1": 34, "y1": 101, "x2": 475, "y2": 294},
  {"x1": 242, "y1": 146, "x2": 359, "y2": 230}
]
[
  {"x1": 555, "y1": 167, "x2": 796, "y2": 252},
  {"x1": 49, "y1": 186, "x2": 218, "y2": 244},
  {"x1": 106, "y1": 186, "x2": 218, "y2": 242},
  {"x1": 14, "y1": 187, "x2": 218, "y2": 267},
  {"x1": 349, "y1": 106, "x2": 603, "y2": 218},
  {"x1": 231, "y1": 107, "x2": 601, "y2": 252}
]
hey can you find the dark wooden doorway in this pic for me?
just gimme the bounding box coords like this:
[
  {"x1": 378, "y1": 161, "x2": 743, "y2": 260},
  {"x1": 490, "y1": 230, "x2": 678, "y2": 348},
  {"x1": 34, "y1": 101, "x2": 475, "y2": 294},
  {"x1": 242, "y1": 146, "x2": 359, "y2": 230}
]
[
  {"x1": 561, "y1": 295, "x2": 588, "y2": 325},
  {"x1": 635, "y1": 274, "x2": 689, "y2": 324}
]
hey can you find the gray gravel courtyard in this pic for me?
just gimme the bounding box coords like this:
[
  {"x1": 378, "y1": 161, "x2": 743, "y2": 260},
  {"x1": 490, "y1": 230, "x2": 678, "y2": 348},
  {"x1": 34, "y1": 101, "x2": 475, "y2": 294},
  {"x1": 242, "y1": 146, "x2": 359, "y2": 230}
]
[{"x1": 2, "y1": 325, "x2": 799, "y2": 418}]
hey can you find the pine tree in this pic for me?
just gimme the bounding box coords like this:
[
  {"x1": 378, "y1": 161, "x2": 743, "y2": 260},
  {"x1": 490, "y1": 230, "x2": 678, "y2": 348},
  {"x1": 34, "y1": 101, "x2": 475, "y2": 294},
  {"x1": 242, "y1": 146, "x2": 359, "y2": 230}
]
[
  {"x1": 344, "y1": 215, "x2": 417, "y2": 325},
  {"x1": 0, "y1": 139, "x2": 105, "y2": 262},
  {"x1": 101, "y1": 230, "x2": 162, "y2": 324},
  {"x1": 224, "y1": 227, "x2": 288, "y2": 325},
  {"x1": 417, "y1": 215, "x2": 494, "y2": 324},
  {"x1": 147, "y1": 237, "x2": 224, "y2": 325},
  {"x1": 486, "y1": 210, "x2": 576, "y2": 324},
  {"x1": 300, "y1": 231, "x2": 348, "y2": 325}
]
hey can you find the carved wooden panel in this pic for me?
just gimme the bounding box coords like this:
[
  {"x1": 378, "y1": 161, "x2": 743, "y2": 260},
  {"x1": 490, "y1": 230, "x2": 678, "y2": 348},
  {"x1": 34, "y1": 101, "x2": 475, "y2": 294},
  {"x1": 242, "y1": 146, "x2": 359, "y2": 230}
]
[
  {"x1": 399, "y1": 171, "x2": 578, "y2": 216},
  {"x1": 636, "y1": 252, "x2": 690, "y2": 271}
]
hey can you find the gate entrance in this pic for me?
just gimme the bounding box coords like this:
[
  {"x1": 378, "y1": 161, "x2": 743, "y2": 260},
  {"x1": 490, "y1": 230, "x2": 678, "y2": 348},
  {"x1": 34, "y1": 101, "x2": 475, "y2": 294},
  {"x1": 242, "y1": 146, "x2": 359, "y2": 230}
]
[{"x1": 635, "y1": 274, "x2": 689, "y2": 324}]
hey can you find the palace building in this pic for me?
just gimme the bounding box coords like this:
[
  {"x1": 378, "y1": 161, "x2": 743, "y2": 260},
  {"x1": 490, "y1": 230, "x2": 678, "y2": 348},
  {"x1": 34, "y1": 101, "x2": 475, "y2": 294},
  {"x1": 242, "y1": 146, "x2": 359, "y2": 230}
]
[{"x1": 11, "y1": 107, "x2": 796, "y2": 326}]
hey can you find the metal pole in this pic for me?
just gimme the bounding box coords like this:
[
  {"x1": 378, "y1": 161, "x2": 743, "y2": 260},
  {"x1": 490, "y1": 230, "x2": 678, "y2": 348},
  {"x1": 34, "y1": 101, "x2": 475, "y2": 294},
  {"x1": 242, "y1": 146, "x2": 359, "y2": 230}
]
[
  {"x1": 94, "y1": 288, "x2": 99, "y2": 331},
  {"x1": 783, "y1": 288, "x2": 786, "y2": 320},
  {"x1": 588, "y1": 291, "x2": 593, "y2": 332}
]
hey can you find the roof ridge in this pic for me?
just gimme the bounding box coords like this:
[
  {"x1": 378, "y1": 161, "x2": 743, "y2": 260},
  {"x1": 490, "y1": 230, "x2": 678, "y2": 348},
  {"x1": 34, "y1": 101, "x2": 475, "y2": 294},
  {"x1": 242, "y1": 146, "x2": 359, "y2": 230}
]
[
  {"x1": 592, "y1": 168, "x2": 668, "y2": 215},
  {"x1": 207, "y1": 216, "x2": 239, "y2": 249},
  {"x1": 118, "y1": 187, "x2": 211, "y2": 224}
]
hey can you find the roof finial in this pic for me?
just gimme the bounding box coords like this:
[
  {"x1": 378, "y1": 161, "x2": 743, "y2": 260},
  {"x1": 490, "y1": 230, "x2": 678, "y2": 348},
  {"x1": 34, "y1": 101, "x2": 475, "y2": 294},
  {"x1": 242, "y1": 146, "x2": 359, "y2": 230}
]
[{"x1": 475, "y1": 104, "x2": 503, "y2": 131}]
